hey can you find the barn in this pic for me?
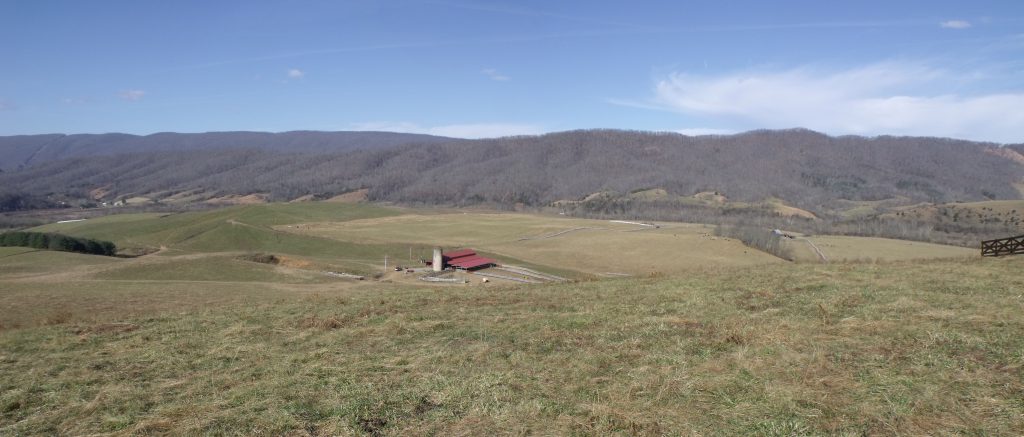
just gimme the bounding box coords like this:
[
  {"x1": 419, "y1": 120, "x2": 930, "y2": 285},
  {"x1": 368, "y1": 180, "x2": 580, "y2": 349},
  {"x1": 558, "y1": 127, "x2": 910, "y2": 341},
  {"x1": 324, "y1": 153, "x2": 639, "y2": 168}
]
[{"x1": 427, "y1": 248, "x2": 497, "y2": 271}]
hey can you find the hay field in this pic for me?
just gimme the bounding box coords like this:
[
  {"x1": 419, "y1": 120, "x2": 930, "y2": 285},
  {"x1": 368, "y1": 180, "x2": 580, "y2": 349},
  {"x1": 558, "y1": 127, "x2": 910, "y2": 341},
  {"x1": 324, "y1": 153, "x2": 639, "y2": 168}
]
[
  {"x1": 0, "y1": 247, "x2": 122, "y2": 279},
  {"x1": 26, "y1": 203, "x2": 414, "y2": 276},
  {"x1": 282, "y1": 213, "x2": 783, "y2": 275},
  {"x1": 283, "y1": 211, "x2": 978, "y2": 275},
  {"x1": 2, "y1": 255, "x2": 1022, "y2": 435},
  {"x1": 25, "y1": 203, "x2": 979, "y2": 277},
  {"x1": 786, "y1": 236, "x2": 976, "y2": 263},
  {"x1": 31, "y1": 203, "x2": 400, "y2": 254},
  {"x1": 2, "y1": 203, "x2": 1023, "y2": 434},
  {"x1": 884, "y1": 200, "x2": 1024, "y2": 233}
]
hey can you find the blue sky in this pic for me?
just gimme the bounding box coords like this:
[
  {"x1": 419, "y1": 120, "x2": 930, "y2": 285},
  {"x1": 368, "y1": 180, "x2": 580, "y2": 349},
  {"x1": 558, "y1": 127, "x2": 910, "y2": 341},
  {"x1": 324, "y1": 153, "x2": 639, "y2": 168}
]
[{"x1": 1, "y1": 1, "x2": 1022, "y2": 142}]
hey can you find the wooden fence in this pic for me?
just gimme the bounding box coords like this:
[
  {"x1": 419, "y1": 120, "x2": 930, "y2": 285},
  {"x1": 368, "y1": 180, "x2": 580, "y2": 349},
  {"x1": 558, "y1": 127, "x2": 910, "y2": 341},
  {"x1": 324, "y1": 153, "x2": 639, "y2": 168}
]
[{"x1": 981, "y1": 234, "x2": 1024, "y2": 257}]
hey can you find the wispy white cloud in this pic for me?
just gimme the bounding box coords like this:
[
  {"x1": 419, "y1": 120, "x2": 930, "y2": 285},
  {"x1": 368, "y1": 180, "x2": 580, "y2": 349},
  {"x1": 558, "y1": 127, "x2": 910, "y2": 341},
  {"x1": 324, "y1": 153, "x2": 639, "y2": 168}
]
[
  {"x1": 481, "y1": 68, "x2": 510, "y2": 81},
  {"x1": 674, "y1": 128, "x2": 734, "y2": 136},
  {"x1": 287, "y1": 68, "x2": 305, "y2": 79},
  {"x1": 349, "y1": 121, "x2": 544, "y2": 138},
  {"x1": 641, "y1": 62, "x2": 1024, "y2": 143},
  {"x1": 118, "y1": 89, "x2": 146, "y2": 101},
  {"x1": 940, "y1": 20, "x2": 972, "y2": 29}
]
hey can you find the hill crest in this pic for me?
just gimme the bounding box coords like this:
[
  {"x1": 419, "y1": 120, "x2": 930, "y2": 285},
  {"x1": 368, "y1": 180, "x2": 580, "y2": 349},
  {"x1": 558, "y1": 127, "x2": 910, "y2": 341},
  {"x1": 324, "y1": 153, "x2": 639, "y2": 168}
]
[{"x1": 1, "y1": 128, "x2": 1021, "y2": 219}]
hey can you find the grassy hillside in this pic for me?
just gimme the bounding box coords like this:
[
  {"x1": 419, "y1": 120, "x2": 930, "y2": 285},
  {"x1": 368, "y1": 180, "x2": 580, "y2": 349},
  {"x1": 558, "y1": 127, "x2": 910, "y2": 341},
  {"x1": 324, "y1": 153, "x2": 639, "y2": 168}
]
[
  {"x1": 1, "y1": 203, "x2": 1021, "y2": 434},
  {"x1": 94, "y1": 255, "x2": 333, "y2": 283},
  {"x1": 1, "y1": 257, "x2": 1022, "y2": 435},
  {"x1": 785, "y1": 235, "x2": 977, "y2": 263},
  {"x1": 286, "y1": 212, "x2": 783, "y2": 275},
  {"x1": 0, "y1": 246, "x2": 122, "y2": 278},
  {"x1": 28, "y1": 203, "x2": 410, "y2": 275},
  {"x1": 19, "y1": 202, "x2": 982, "y2": 278},
  {"x1": 285, "y1": 211, "x2": 977, "y2": 275},
  {"x1": 31, "y1": 203, "x2": 399, "y2": 248},
  {"x1": 886, "y1": 200, "x2": 1024, "y2": 235}
]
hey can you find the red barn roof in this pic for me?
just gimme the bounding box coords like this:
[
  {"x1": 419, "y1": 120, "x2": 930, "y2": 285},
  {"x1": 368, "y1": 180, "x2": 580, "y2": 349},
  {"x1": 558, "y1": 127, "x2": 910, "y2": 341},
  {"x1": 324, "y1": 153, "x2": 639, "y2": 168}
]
[
  {"x1": 443, "y1": 248, "x2": 476, "y2": 260},
  {"x1": 450, "y1": 256, "x2": 497, "y2": 269},
  {"x1": 439, "y1": 248, "x2": 496, "y2": 270}
]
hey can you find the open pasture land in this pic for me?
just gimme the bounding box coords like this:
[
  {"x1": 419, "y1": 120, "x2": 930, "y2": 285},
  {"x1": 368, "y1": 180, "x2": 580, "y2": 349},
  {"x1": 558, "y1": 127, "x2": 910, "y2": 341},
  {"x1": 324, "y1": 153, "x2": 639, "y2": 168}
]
[
  {"x1": 1, "y1": 253, "x2": 1023, "y2": 435},
  {"x1": 0, "y1": 247, "x2": 122, "y2": 279},
  {"x1": 786, "y1": 235, "x2": 977, "y2": 263},
  {"x1": 284, "y1": 212, "x2": 783, "y2": 276},
  {"x1": 283, "y1": 211, "x2": 975, "y2": 275},
  {"x1": 884, "y1": 200, "x2": 1024, "y2": 233},
  {"x1": 27, "y1": 203, "x2": 415, "y2": 276},
  {"x1": 25, "y1": 203, "x2": 979, "y2": 277},
  {"x1": 2, "y1": 202, "x2": 1019, "y2": 434},
  {"x1": 30, "y1": 202, "x2": 400, "y2": 253}
]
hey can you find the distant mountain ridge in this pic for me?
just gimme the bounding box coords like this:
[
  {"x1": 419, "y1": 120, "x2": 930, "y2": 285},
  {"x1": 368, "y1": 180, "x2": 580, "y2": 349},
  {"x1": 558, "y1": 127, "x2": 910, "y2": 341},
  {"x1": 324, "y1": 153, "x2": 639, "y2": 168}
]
[
  {"x1": 0, "y1": 129, "x2": 1021, "y2": 216},
  {"x1": 0, "y1": 130, "x2": 456, "y2": 170}
]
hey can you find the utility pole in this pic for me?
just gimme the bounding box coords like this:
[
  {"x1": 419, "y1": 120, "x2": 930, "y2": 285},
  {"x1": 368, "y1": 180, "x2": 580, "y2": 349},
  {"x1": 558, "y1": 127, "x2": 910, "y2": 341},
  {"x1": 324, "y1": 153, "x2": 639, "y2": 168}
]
[{"x1": 384, "y1": 254, "x2": 388, "y2": 272}]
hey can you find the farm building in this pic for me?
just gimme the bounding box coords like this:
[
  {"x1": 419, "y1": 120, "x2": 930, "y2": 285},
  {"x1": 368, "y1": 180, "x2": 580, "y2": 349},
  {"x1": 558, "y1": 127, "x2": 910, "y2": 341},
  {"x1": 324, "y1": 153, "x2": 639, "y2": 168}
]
[{"x1": 426, "y1": 248, "x2": 497, "y2": 271}]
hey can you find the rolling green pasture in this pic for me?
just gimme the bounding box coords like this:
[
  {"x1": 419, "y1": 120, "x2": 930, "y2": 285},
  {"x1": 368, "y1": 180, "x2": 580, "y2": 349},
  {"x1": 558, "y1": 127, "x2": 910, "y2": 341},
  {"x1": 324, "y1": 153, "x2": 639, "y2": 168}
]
[
  {"x1": 93, "y1": 255, "x2": 331, "y2": 284},
  {"x1": 786, "y1": 235, "x2": 977, "y2": 263},
  {"x1": 31, "y1": 203, "x2": 399, "y2": 254},
  {"x1": 1, "y1": 257, "x2": 1022, "y2": 435},
  {"x1": 24, "y1": 203, "x2": 978, "y2": 278},
  {"x1": 28, "y1": 203, "x2": 411, "y2": 276},
  {"x1": 285, "y1": 211, "x2": 977, "y2": 275},
  {"x1": 285, "y1": 213, "x2": 782, "y2": 275},
  {"x1": 0, "y1": 246, "x2": 122, "y2": 278},
  {"x1": 2, "y1": 202, "x2": 1021, "y2": 434}
]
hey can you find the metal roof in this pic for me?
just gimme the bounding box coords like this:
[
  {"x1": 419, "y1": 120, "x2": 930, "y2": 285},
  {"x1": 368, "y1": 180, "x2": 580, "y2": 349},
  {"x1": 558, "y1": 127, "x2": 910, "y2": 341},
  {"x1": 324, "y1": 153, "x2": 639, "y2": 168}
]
[
  {"x1": 435, "y1": 248, "x2": 497, "y2": 269},
  {"x1": 442, "y1": 248, "x2": 476, "y2": 260},
  {"x1": 450, "y1": 256, "x2": 497, "y2": 269}
]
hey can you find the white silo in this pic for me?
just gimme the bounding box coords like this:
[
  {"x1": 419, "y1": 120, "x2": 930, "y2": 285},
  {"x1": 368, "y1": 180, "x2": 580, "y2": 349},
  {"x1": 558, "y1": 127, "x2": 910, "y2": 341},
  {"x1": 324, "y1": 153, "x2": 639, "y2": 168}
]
[{"x1": 432, "y1": 247, "x2": 443, "y2": 272}]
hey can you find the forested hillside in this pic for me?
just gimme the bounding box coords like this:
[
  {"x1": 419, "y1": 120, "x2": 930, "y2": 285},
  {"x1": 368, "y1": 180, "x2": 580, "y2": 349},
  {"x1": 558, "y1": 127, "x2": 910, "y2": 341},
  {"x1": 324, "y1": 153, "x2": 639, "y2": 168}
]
[
  {"x1": 0, "y1": 131, "x2": 455, "y2": 171},
  {"x1": 1, "y1": 129, "x2": 1021, "y2": 215}
]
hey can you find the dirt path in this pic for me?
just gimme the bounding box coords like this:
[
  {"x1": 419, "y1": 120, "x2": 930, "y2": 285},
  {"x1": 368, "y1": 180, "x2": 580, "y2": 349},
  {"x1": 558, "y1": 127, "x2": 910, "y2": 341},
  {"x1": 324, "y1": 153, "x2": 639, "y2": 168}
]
[
  {"x1": 517, "y1": 227, "x2": 601, "y2": 241},
  {"x1": 801, "y1": 238, "x2": 829, "y2": 263}
]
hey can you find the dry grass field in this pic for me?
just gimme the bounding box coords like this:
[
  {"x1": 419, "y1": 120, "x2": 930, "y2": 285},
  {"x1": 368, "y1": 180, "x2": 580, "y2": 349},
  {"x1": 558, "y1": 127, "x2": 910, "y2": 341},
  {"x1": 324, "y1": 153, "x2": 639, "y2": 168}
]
[
  {"x1": 884, "y1": 200, "x2": 1024, "y2": 233},
  {"x1": 786, "y1": 235, "x2": 977, "y2": 263},
  {"x1": 285, "y1": 211, "x2": 976, "y2": 274},
  {"x1": 2, "y1": 202, "x2": 1022, "y2": 435},
  {"x1": 284, "y1": 213, "x2": 783, "y2": 276},
  {"x1": 1, "y1": 252, "x2": 1022, "y2": 435}
]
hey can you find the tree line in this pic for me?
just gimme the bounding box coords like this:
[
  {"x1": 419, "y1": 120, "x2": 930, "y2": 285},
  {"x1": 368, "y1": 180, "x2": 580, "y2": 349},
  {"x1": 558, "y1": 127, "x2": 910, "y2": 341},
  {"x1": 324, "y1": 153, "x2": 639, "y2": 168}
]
[
  {"x1": 713, "y1": 222, "x2": 794, "y2": 260},
  {"x1": 1, "y1": 129, "x2": 1020, "y2": 212},
  {"x1": 0, "y1": 231, "x2": 116, "y2": 256},
  {"x1": 1, "y1": 128, "x2": 1021, "y2": 249}
]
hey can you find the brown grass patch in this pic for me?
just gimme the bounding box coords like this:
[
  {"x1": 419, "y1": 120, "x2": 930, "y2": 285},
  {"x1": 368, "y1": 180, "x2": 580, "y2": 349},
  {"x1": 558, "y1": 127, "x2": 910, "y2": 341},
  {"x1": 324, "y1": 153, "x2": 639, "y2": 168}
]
[
  {"x1": 206, "y1": 193, "x2": 269, "y2": 205},
  {"x1": 72, "y1": 322, "x2": 140, "y2": 336},
  {"x1": 326, "y1": 188, "x2": 368, "y2": 203},
  {"x1": 43, "y1": 310, "x2": 74, "y2": 326},
  {"x1": 661, "y1": 317, "x2": 705, "y2": 330},
  {"x1": 277, "y1": 255, "x2": 314, "y2": 269},
  {"x1": 89, "y1": 185, "x2": 111, "y2": 200},
  {"x1": 237, "y1": 252, "x2": 280, "y2": 265},
  {"x1": 735, "y1": 289, "x2": 777, "y2": 311},
  {"x1": 2, "y1": 255, "x2": 1023, "y2": 435},
  {"x1": 296, "y1": 314, "x2": 348, "y2": 330}
]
